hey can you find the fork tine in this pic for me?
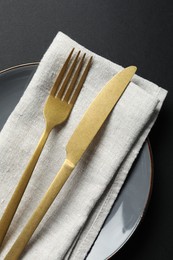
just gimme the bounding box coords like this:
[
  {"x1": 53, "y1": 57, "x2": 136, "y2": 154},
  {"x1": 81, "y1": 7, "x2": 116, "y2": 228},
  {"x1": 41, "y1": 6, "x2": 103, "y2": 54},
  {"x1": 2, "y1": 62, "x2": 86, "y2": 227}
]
[
  {"x1": 57, "y1": 51, "x2": 81, "y2": 99},
  {"x1": 70, "y1": 56, "x2": 92, "y2": 105},
  {"x1": 50, "y1": 48, "x2": 74, "y2": 96},
  {"x1": 63, "y1": 53, "x2": 86, "y2": 102}
]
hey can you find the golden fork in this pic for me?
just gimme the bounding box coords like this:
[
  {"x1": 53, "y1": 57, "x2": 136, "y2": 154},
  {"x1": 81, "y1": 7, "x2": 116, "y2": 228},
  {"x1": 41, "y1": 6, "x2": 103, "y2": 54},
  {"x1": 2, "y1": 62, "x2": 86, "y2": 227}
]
[{"x1": 0, "y1": 48, "x2": 92, "y2": 247}]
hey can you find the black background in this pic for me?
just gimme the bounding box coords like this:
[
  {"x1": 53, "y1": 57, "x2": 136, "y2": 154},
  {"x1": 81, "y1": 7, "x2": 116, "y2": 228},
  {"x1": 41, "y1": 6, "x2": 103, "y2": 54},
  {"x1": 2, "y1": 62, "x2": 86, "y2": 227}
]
[{"x1": 0, "y1": 1, "x2": 172, "y2": 259}]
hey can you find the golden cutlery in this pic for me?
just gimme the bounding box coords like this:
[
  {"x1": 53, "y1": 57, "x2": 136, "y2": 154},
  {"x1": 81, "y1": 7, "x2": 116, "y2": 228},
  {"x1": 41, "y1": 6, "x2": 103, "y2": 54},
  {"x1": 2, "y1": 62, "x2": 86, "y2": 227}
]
[
  {"x1": 0, "y1": 48, "x2": 92, "y2": 247},
  {"x1": 5, "y1": 66, "x2": 137, "y2": 260}
]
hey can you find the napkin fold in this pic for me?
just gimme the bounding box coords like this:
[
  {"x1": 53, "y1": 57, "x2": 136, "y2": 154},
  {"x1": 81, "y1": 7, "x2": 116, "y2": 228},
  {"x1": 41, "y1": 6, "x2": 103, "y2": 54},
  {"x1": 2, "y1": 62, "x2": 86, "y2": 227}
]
[{"x1": 0, "y1": 32, "x2": 167, "y2": 260}]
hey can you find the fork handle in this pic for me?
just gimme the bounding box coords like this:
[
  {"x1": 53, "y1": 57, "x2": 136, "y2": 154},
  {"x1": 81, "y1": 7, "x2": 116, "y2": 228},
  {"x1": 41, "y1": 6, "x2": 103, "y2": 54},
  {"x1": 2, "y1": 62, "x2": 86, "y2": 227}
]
[
  {"x1": 0, "y1": 127, "x2": 51, "y2": 247},
  {"x1": 5, "y1": 159, "x2": 74, "y2": 260}
]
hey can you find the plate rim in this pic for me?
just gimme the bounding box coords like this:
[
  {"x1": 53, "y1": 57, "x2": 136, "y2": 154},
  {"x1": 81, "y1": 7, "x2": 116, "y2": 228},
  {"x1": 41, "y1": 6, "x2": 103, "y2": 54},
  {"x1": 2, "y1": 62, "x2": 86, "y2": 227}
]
[
  {"x1": 107, "y1": 140, "x2": 154, "y2": 259},
  {"x1": 0, "y1": 62, "x2": 39, "y2": 74},
  {"x1": 0, "y1": 63, "x2": 154, "y2": 259}
]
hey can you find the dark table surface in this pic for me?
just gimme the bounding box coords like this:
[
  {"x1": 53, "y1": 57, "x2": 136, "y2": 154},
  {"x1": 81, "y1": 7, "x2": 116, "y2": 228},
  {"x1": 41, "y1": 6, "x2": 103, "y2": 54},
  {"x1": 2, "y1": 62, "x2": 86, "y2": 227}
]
[{"x1": 0, "y1": 1, "x2": 172, "y2": 259}]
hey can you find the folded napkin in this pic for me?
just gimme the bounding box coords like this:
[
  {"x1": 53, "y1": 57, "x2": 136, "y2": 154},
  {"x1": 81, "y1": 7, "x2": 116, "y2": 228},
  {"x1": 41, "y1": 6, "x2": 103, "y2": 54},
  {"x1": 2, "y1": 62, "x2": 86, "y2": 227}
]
[{"x1": 0, "y1": 32, "x2": 167, "y2": 260}]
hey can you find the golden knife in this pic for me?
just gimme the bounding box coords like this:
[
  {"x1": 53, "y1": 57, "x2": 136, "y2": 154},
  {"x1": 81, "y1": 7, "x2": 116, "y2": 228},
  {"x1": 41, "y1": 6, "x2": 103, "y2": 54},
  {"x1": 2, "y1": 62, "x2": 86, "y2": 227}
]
[{"x1": 5, "y1": 65, "x2": 137, "y2": 260}]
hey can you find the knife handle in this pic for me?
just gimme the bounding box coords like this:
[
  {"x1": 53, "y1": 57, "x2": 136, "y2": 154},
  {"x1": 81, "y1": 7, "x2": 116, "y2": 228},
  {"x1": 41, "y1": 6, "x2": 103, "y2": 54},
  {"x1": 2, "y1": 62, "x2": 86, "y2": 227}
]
[{"x1": 5, "y1": 159, "x2": 74, "y2": 260}]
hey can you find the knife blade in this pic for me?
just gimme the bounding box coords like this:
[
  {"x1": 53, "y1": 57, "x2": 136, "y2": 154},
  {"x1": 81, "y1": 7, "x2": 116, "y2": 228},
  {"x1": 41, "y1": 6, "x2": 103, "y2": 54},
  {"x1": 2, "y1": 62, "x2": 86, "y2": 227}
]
[
  {"x1": 67, "y1": 66, "x2": 137, "y2": 165},
  {"x1": 5, "y1": 65, "x2": 137, "y2": 260}
]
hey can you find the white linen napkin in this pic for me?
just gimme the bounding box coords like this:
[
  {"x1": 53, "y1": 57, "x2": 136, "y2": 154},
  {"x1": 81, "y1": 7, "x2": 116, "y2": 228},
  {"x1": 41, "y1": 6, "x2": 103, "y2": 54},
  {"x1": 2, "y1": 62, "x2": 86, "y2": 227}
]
[{"x1": 0, "y1": 32, "x2": 167, "y2": 260}]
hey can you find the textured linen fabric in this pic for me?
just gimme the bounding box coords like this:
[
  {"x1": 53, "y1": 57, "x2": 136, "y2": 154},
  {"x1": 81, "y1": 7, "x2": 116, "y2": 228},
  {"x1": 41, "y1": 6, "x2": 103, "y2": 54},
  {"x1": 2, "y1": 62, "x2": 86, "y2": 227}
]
[{"x1": 0, "y1": 32, "x2": 167, "y2": 260}]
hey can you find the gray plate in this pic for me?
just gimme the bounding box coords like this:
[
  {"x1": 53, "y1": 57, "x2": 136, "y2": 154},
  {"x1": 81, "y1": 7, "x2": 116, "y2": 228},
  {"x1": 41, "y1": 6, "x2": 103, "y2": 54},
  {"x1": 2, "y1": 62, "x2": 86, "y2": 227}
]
[{"x1": 0, "y1": 64, "x2": 153, "y2": 260}]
